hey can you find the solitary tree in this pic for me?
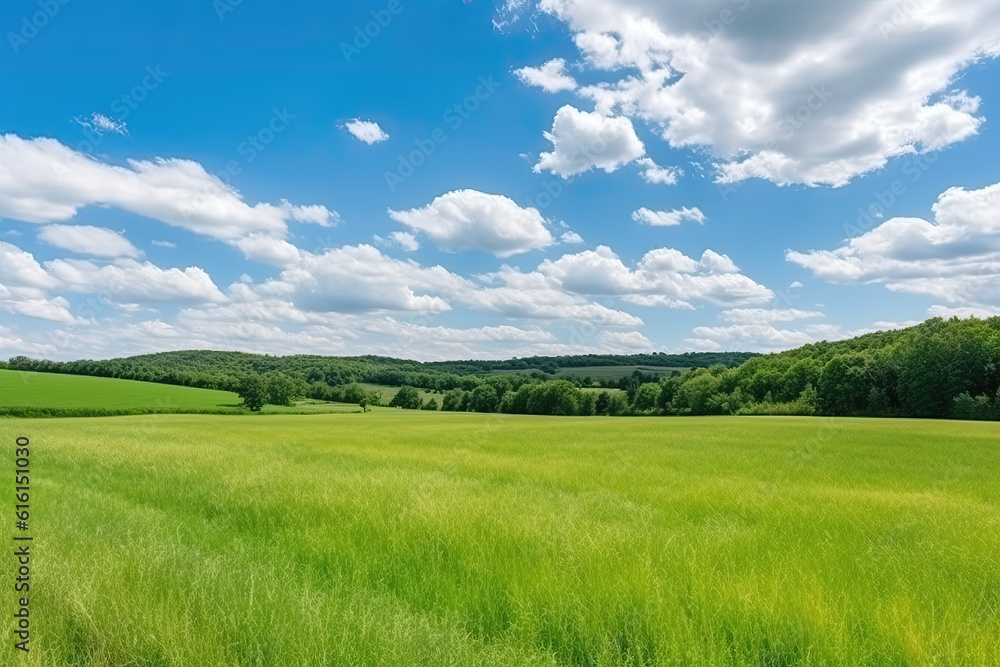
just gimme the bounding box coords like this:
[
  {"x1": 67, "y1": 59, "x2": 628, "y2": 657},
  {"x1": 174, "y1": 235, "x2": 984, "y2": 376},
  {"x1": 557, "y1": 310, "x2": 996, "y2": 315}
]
[{"x1": 237, "y1": 376, "x2": 266, "y2": 412}]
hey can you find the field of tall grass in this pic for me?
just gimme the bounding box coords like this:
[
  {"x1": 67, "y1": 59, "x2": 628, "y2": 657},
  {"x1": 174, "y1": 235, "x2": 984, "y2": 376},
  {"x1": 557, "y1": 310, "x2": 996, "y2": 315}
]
[
  {"x1": 1, "y1": 413, "x2": 997, "y2": 665},
  {"x1": 0, "y1": 370, "x2": 359, "y2": 417}
]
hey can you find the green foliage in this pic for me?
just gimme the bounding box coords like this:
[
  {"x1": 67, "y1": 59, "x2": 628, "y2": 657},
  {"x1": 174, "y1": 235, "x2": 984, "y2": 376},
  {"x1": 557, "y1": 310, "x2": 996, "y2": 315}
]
[
  {"x1": 237, "y1": 376, "x2": 266, "y2": 412},
  {"x1": 389, "y1": 386, "x2": 423, "y2": 410},
  {"x1": 7, "y1": 316, "x2": 1000, "y2": 422},
  {"x1": 631, "y1": 382, "x2": 661, "y2": 412}
]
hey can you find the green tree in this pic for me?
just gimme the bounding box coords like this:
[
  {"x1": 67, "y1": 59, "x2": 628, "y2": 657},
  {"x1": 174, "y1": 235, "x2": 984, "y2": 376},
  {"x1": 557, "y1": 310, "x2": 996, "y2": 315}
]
[
  {"x1": 470, "y1": 384, "x2": 499, "y2": 413},
  {"x1": 389, "y1": 386, "x2": 423, "y2": 410},
  {"x1": 265, "y1": 374, "x2": 297, "y2": 406},
  {"x1": 631, "y1": 383, "x2": 661, "y2": 412},
  {"x1": 237, "y1": 376, "x2": 266, "y2": 412}
]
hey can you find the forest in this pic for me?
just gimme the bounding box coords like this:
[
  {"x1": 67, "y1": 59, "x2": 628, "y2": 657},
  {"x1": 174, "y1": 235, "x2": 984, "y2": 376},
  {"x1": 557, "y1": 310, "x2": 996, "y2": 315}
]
[{"x1": 4, "y1": 316, "x2": 1000, "y2": 420}]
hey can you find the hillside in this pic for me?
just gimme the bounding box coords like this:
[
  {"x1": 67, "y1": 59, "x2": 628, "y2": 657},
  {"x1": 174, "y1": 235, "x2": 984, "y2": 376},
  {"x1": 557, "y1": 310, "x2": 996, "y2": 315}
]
[
  {"x1": 0, "y1": 369, "x2": 238, "y2": 411},
  {"x1": 2, "y1": 349, "x2": 750, "y2": 395},
  {"x1": 3, "y1": 316, "x2": 1000, "y2": 420}
]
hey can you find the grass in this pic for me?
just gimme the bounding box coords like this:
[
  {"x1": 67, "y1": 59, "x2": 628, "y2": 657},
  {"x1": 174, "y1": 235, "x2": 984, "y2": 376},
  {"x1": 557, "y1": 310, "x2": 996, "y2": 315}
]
[
  {"x1": 0, "y1": 370, "x2": 357, "y2": 416},
  {"x1": 1, "y1": 413, "x2": 998, "y2": 665},
  {"x1": 0, "y1": 369, "x2": 238, "y2": 410},
  {"x1": 358, "y1": 383, "x2": 443, "y2": 401}
]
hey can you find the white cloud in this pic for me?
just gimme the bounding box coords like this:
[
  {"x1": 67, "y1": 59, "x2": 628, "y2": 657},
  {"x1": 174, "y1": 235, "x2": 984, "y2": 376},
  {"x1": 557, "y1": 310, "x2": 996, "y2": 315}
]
[
  {"x1": 0, "y1": 134, "x2": 337, "y2": 240},
  {"x1": 927, "y1": 304, "x2": 1000, "y2": 319},
  {"x1": 38, "y1": 224, "x2": 141, "y2": 258},
  {"x1": 687, "y1": 322, "x2": 843, "y2": 353},
  {"x1": 635, "y1": 157, "x2": 682, "y2": 185},
  {"x1": 0, "y1": 241, "x2": 59, "y2": 290},
  {"x1": 232, "y1": 234, "x2": 304, "y2": 267},
  {"x1": 7, "y1": 296, "x2": 80, "y2": 325},
  {"x1": 258, "y1": 244, "x2": 467, "y2": 313},
  {"x1": 389, "y1": 231, "x2": 420, "y2": 252},
  {"x1": 787, "y1": 180, "x2": 1000, "y2": 309},
  {"x1": 151, "y1": 240, "x2": 177, "y2": 248},
  {"x1": 600, "y1": 330, "x2": 654, "y2": 352},
  {"x1": 388, "y1": 189, "x2": 554, "y2": 257},
  {"x1": 534, "y1": 105, "x2": 646, "y2": 178},
  {"x1": 343, "y1": 119, "x2": 389, "y2": 144},
  {"x1": 73, "y1": 112, "x2": 129, "y2": 137},
  {"x1": 46, "y1": 258, "x2": 227, "y2": 304},
  {"x1": 536, "y1": 245, "x2": 773, "y2": 307},
  {"x1": 470, "y1": 265, "x2": 644, "y2": 326},
  {"x1": 561, "y1": 231, "x2": 584, "y2": 243},
  {"x1": 719, "y1": 308, "x2": 825, "y2": 325},
  {"x1": 632, "y1": 206, "x2": 706, "y2": 227},
  {"x1": 537, "y1": 0, "x2": 1000, "y2": 186},
  {"x1": 515, "y1": 58, "x2": 578, "y2": 93}
]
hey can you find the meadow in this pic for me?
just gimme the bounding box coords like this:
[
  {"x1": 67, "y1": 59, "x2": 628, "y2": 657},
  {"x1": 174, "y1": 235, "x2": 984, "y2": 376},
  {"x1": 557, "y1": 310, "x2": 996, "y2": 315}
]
[
  {"x1": 1, "y1": 412, "x2": 998, "y2": 665},
  {"x1": 0, "y1": 370, "x2": 359, "y2": 416}
]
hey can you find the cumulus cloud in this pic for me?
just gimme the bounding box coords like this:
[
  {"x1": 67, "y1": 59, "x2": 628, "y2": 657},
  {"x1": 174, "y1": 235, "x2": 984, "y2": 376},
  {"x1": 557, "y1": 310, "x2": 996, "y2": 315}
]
[
  {"x1": 0, "y1": 242, "x2": 59, "y2": 290},
  {"x1": 232, "y1": 234, "x2": 304, "y2": 267},
  {"x1": 37, "y1": 224, "x2": 141, "y2": 258},
  {"x1": 536, "y1": 245, "x2": 773, "y2": 308},
  {"x1": 257, "y1": 244, "x2": 468, "y2": 313},
  {"x1": 561, "y1": 231, "x2": 584, "y2": 244},
  {"x1": 46, "y1": 258, "x2": 227, "y2": 304},
  {"x1": 515, "y1": 58, "x2": 578, "y2": 92},
  {"x1": 600, "y1": 330, "x2": 654, "y2": 352},
  {"x1": 719, "y1": 308, "x2": 825, "y2": 325},
  {"x1": 632, "y1": 206, "x2": 706, "y2": 227},
  {"x1": 389, "y1": 231, "x2": 420, "y2": 252},
  {"x1": 534, "y1": 0, "x2": 1000, "y2": 186},
  {"x1": 388, "y1": 189, "x2": 554, "y2": 257},
  {"x1": 0, "y1": 134, "x2": 337, "y2": 240},
  {"x1": 534, "y1": 105, "x2": 646, "y2": 177},
  {"x1": 635, "y1": 157, "x2": 682, "y2": 185},
  {"x1": 342, "y1": 119, "x2": 389, "y2": 144},
  {"x1": 787, "y1": 180, "x2": 1000, "y2": 308},
  {"x1": 687, "y1": 322, "x2": 843, "y2": 352},
  {"x1": 470, "y1": 265, "x2": 644, "y2": 326}
]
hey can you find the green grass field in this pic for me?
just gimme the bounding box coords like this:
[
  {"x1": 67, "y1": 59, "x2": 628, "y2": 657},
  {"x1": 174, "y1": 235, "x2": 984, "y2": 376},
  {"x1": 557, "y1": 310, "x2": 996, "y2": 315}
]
[
  {"x1": 0, "y1": 370, "x2": 358, "y2": 415},
  {"x1": 1, "y1": 412, "x2": 998, "y2": 665},
  {"x1": 0, "y1": 369, "x2": 238, "y2": 409}
]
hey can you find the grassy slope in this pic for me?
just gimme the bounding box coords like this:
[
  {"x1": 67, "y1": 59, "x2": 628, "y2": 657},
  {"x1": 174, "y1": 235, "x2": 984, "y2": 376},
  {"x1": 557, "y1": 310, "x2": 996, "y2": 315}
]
[
  {"x1": 0, "y1": 369, "x2": 238, "y2": 409},
  {"x1": 0, "y1": 370, "x2": 360, "y2": 415},
  {"x1": 1, "y1": 414, "x2": 998, "y2": 665}
]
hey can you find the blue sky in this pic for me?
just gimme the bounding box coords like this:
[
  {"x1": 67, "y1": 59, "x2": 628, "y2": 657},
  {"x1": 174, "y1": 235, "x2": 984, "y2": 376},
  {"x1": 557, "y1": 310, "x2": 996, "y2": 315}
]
[{"x1": 1, "y1": 0, "x2": 998, "y2": 360}]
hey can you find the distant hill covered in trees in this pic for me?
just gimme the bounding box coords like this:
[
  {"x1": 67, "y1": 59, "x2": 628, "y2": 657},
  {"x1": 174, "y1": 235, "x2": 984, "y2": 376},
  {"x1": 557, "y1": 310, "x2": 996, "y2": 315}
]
[{"x1": 4, "y1": 316, "x2": 1000, "y2": 420}]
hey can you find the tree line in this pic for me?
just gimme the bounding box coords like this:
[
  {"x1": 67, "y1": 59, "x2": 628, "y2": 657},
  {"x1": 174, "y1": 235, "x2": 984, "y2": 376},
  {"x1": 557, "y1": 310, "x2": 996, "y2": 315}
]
[{"x1": 4, "y1": 317, "x2": 999, "y2": 420}]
